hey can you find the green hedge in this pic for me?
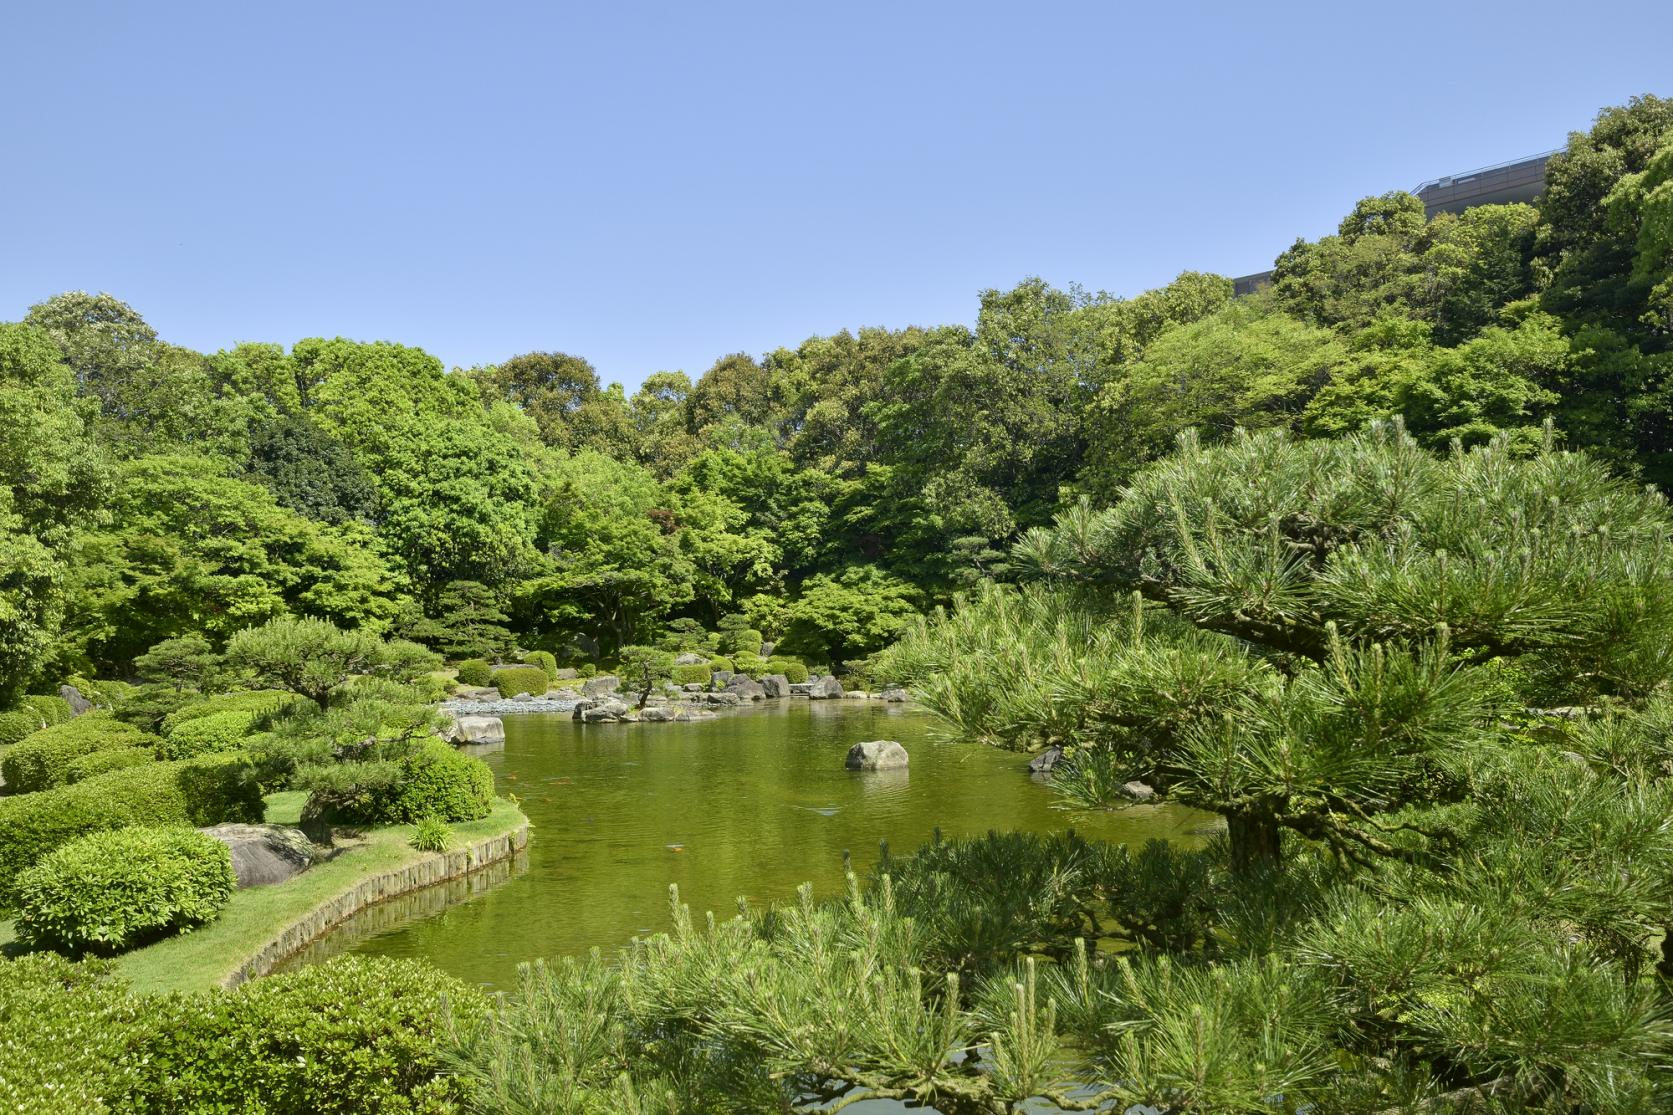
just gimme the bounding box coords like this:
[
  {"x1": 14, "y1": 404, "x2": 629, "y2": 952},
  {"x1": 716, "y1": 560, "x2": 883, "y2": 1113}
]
[
  {"x1": 522, "y1": 650, "x2": 558, "y2": 680},
  {"x1": 121, "y1": 955, "x2": 488, "y2": 1113},
  {"x1": 767, "y1": 657, "x2": 810, "y2": 684},
  {"x1": 15, "y1": 826, "x2": 236, "y2": 955},
  {"x1": 65, "y1": 746, "x2": 156, "y2": 784},
  {"x1": 19, "y1": 695, "x2": 72, "y2": 726},
  {"x1": 0, "y1": 754, "x2": 262, "y2": 910},
  {"x1": 159, "y1": 690, "x2": 289, "y2": 735},
  {"x1": 305, "y1": 739, "x2": 495, "y2": 828},
  {"x1": 455, "y1": 658, "x2": 494, "y2": 686},
  {"x1": 732, "y1": 651, "x2": 766, "y2": 677},
  {"x1": 0, "y1": 709, "x2": 44, "y2": 747},
  {"x1": 492, "y1": 665, "x2": 549, "y2": 698},
  {"x1": 724, "y1": 628, "x2": 765, "y2": 657},
  {"x1": 670, "y1": 663, "x2": 713, "y2": 686},
  {"x1": 0, "y1": 954, "x2": 143, "y2": 1114},
  {"x1": 158, "y1": 710, "x2": 257, "y2": 761},
  {"x1": 707, "y1": 655, "x2": 736, "y2": 672},
  {"x1": 0, "y1": 712, "x2": 157, "y2": 794}
]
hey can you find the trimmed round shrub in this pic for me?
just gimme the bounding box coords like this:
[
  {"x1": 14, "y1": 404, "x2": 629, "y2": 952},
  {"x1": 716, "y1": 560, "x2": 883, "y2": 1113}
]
[
  {"x1": 305, "y1": 739, "x2": 494, "y2": 828},
  {"x1": 455, "y1": 658, "x2": 494, "y2": 687},
  {"x1": 492, "y1": 665, "x2": 549, "y2": 698},
  {"x1": 768, "y1": 657, "x2": 810, "y2": 684},
  {"x1": 15, "y1": 826, "x2": 236, "y2": 954},
  {"x1": 522, "y1": 650, "x2": 558, "y2": 680},
  {"x1": 707, "y1": 655, "x2": 736, "y2": 672},
  {"x1": 670, "y1": 663, "x2": 712, "y2": 686},
  {"x1": 0, "y1": 709, "x2": 44, "y2": 747},
  {"x1": 123, "y1": 955, "x2": 488, "y2": 1114},
  {"x1": 19, "y1": 695, "x2": 72, "y2": 726},
  {"x1": 158, "y1": 709, "x2": 256, "y2": 760},
  {"x1": 578, "y1": 662, "x2": 597, "y2": 678},
  {"x1": 159, "y1": 690, "x2": 289, "y2": 735},
  {"x1": 64, "y1": 675, "x2": 131, "y2": 705},
  {"x1": 724, "y1": 628, "x2": 765, "y2": 657},
  {"x1": 65, "y1": 746, "x2": 156, "y2": 783},
  {"x1": 1, "y1": 712, "x2": 157, "y2": 793},
  {"x1": 732, "y1": 651, "x2": 766, "y2": 677},
  {"x1": 0, "y1": 754, "x2": 262, "y2": 910}
]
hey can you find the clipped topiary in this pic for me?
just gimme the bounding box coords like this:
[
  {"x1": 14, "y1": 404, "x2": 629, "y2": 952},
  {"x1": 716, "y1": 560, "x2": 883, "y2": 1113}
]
[
  {"x1": 522, "y1": 650, "x2": 558, "y2": 681},
  {"x1": 768, "y1": 657, "x2": 810, "y2": 684},
  {"x1": 0, "y1": 709, "x2": 44, "y2": 747},
  {"x1": 19, "y1": 695, "x2": 72, "y2": 726},
  {"x1": 455, "y1": 658, "x2": 494, "y2": 687},
  {"x1": 14, "y1": 826, "x2": 236, "y2": 955},
  {"x1": 305, "y1": 739, "x2": 494, "y2": 828},
  {"x1": 707, "y1": 656, "x2": 736, "y2": 672},
  {"x1": 578, "y1": 662, "x2": 597, "y2": 678},
  {"x1": 65, "y1": 747, "x2": 156, "y2": 784},
  {"x1": 158, "y1": 710, "x2": 257, "y2": 761},
  {"x1": 670, "y1": 663, "x2": 713, "y2": 686},
  {"x1": 732, "y1": 651, "x2": 766, "y2": 677},
  {"x1": 724, "y1": 628, "x2": 765, "y2": 657},
  {"x1": 159, "y1": 690, "x2": 289, "y2": 736},
  {"x1": 0, "y1": 753, "x2": 263, "y2": 909},
  {"x1": 491, "y1": 665, "x2": 549, "y2": 699},
  {"x1": 1, "y1": 713, "x2": 158, "y2": 794}
]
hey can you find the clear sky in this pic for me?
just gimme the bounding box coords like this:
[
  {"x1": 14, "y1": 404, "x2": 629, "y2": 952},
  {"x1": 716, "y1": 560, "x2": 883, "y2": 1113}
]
[{"x1": 4, "y1": 1, "x2": 1669, "y2": 389}]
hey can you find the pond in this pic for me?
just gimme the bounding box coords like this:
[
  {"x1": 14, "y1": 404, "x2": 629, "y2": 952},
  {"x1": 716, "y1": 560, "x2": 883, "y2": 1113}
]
[{"x1": 286, "y1": 701, "x2": 1211, "y2": 988}]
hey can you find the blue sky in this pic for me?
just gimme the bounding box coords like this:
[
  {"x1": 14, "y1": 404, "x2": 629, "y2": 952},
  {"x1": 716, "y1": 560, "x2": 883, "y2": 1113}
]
[{"x1": 4, "y1": 1, "x2": 1669, "y2": 389}]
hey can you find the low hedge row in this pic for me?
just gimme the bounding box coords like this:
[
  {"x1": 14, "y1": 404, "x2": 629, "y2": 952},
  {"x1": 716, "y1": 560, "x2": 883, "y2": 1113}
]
[
  {"x1": 0, "y1": 753, "x2": 262, "y2": 911},
  {"x1": 158, "y1": 709, "x2": 257, "y2": 760},
  {"x1": 0, "y1": 953, "x2": 486, "y2": 1115},
  {"x1": 492, "y1": 665, "x2": 549, "y2": 698},
  {"x1": 65, "y1": 746, "x2": 157, "y2": 784},
  {"x1": 0, "y1": 713, "x2": 157, "y2": 794},
  {"x1": 15, "y1": 826, "x2": 237, "y2": 955},
  {"x1": 0, "y1": 708, "x2": 44, "y2": 747},
  {"x1": 670, "y1": 663, "x2": 713, "y2": 685},
  {"x1": 19, "y1": 695, "x2": 72, "y2": 726},
  {"x1": 159, "y1": 690, "x2": 289, "y2": 735}
]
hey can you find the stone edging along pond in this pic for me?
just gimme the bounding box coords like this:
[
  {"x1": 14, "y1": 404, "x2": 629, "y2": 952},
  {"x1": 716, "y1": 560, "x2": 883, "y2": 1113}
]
[{"x1": 221, "y1": 818, "x2": 530, "y2": 989}]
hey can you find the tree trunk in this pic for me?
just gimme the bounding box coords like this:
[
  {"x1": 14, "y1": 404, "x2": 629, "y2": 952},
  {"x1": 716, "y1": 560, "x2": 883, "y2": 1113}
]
[{"x1": 1226, "y1": 811, "x2": 1282, "y2": 876}]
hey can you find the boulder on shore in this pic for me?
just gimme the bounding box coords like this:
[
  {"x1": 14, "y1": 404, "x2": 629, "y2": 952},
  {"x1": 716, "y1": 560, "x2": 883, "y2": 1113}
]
[
  {"x1": 726, "y1": 677, "x2": 766, "y2": 701},
  {"x1": 1118, "y1": 780, "x2": 1156, "y2": 803},
  {"x1": 807, "y1": 676, "x2": 845, "y2": 700},
  {"x1": 1027, "y1": 746, "x2": 1063, "y2": 774},
  {"x1": 59, "y1": 684, "x2": 94, "y2": 716},
  {"x1": 553, "y1": 667, "x2": 579, "y2": 680},
  {"x1": 673, "y1": 652, "x2": 709, "y2": 666},
  {"x1": 845, "y1": 739, "x2": 909, "y2": 771},
  {"x1": 761, "y1": 674, "x2": 791, "y2": 698},
  {"x1": 878, "y1": 687, "x2": 910, "y2": 703},
  {"x1": 639, "y1": 705, "x2": 677, "y2": 722},
  {"x1": 581, "y1": 674, "x2": 621, "y2": 698},
  {"x1": 581, "y1": 698, "x2": 633, "y2": 723},
  {"x1": 200, "y1": 823, "x2": 314, "y2": 887},
  {"x1": 446, "y1": 715, "x2": 506, "y2": 746}
]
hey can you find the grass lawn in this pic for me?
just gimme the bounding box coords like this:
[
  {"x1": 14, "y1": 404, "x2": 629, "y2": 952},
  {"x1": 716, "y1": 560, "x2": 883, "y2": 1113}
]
[{"x1": 112, "y1": 794, "x2": 527, "y2": 995}]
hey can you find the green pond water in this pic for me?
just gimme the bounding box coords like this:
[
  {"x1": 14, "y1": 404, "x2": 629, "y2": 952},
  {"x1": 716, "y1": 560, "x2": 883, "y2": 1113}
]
[{"x1": 286, "y1": 701, "x2": 1210, "y2": 988}]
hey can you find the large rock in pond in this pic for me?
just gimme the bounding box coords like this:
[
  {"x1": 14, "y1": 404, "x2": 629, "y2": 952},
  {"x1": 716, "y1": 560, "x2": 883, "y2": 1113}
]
[
  {"x1": 1027, "y1": 746, "x2": 1064, "y2": 774},
  {"x1": 761, "y1": 674, "x2": 791, "y2": 698},
  {"x1": 1118, "y1": 780, "x2": 1156, "y2": 803},
  {"x1": 581, "y1": 698, "x2": 632, "y2": 722},
  {"x1": 446, "y1": 715, "x2": 505, "y2": 745},
  {"x1": 807, "y1": 676, "x2": 845, "y2": 700},
  {"x1": 581, "y1": 674, "x2": 621, "y2": 698},
  {"x1": 845, "y1": 740, "x2": 909, "y2": 771},
  {"x1": 639, "y1": 705, "x2": 677, "y2": 722},
  {"x1": 200, "y1": 823, "x2": 315, "y2": 887},
  {"x1": 878, "y1": 687, "x2": 910, "y2": 703},
  {"x1": 59, "y1": 684, "x2": 94, "y2": 716},
  {"x1": 726, "y1": 677, "x2": 766, "y2": 701}
]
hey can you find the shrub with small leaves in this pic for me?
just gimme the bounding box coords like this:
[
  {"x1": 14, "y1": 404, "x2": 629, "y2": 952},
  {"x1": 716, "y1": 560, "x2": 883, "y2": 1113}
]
[
  {"x1": 455, "y1": 658, "x2": 494, "y2": 687},
  {"x1": 766, "y1": 657, "x2": 809, "y2": 684},
  {"x1": 670, "y1": 663, "x2": 712, "y2": 686},
  {"x1": 411, "y1": 817, "x2": 452, "y2": 852},
  {"x1": 305, "y1": 739, "x2": 494, "y2": 828},
  {"x1": 19, "y1": 695, "x2": 72, "y2": 726},
  {"x1": 15, "y1": 826, "x2": 236, "y2": 955},
  {"x1": 0, "y1": 709, "x2": 43, "y2": 747},
  {"x1": 724, "y1": 627, "x2": 765, "y2": 657},
  {"x1": 65, "y1": 746, "x2": 156, "y2": 784},
  {"x1": 159, "y1": 690, "x2": 289, "y2": 735},
  {"x1": 491, "y1": 665, "x2": 549, "y2": 698},
  {"x1": 1, "y1": 713, "x2": 157, "y2": 793},
  {"x1": 522, "y1": 650, "x2": 558, "y2": 680},
  {"x1": 0, "y1": 953, "x2": 146, "y2": 1114},
  {"x1": 158, "y1": 709, "x2": 256, "y2": 760},
  {"x1": 578, "y1": 662, "x2": 597, "y2": 678}
]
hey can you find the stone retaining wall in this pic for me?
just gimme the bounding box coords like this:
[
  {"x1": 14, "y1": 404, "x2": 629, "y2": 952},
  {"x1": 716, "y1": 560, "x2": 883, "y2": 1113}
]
[{"x1": 222, "y1": 821, "x2": 530, "y2": 988}]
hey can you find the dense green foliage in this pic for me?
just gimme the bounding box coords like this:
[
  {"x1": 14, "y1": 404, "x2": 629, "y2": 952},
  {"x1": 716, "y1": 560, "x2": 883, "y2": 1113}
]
[
  {"x1": 489, "y1": 664, "x2": 549, "y2": 698},
  {"x1": 0, "y1": 953, "x2": 486, "y2": 1114},
  {"x1": 0, "y1": 754, "x2": 261, "y2": 909},
  {"x1": 454, "y1": 657, "x2": 493, "y2": 686},
  {"x1": 157, "y1": 709, "x2": 257, "y2": 760},
  {"x1": 0, "y1": 713, "x2": 156, "y2": 793},
  {"x1": 16, "y1": 826, "x2": 236, "y2": 955}
]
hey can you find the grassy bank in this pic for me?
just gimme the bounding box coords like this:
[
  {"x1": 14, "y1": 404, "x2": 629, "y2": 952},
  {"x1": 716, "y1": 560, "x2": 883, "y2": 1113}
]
[{"x1": 112, "y1": 793, "x2": 528, "y2": 994}]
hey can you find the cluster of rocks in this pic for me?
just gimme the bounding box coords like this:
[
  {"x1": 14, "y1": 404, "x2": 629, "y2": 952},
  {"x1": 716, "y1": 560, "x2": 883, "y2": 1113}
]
[{"x1": 1024, "y1": 746, "x2": 1155, "y2": 801}]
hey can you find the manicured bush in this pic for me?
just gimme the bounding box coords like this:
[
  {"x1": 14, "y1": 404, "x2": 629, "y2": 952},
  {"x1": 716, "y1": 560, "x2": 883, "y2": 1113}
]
[
  {"x1": 19, "y1": 695, "x2": 72, "y2": 726},
  {"x1": 0, "y1": 954, "x2": 143, "y2": 1114},
  {"x1": 0, "y1": 709, "x2": 43, "y2": 747},
  {"x1": 159, "y1": 690, "x2": 289, "y2": 735},
  {"x1": 121, "y1": 955, "x2": 488, "y2": 1114},
  {"x1": 15, "y1": 826, "x2": 236, "y2": 955},
  {"x1": 65, "y1": 746, "x2": 156, "y2": 783},
  {"x1": 708, "y1": 655, "x2": 736, "y2": 672},
  {"x1": 411, "y1": 817, "x2": 452, "y2": 852},
  {"x1": 670, "y1": 663, "x2": 713, "y2": 686},
  {"x1": 768, "y1": 657, "x2": 810, "y2": 684},
  {"x1": 492, "y1": 665, "x2": 549, "y2": 698},
  {"x1": 522, "y1": 649, "x2": 558, "y2": 680},
  {"x1": 64, "y1": 675, "x2": 132, "y2": 705},
  {"x1": 0, "y1": 712, "x2": 157, "y2": 793},
  {"x1": 732, "y1": 651, "x2": 766, "y2": 677},
  {"x1": 0, "y1": 754, "x2": 262, "y2": 910},
  {"x1": 158, "y1": 709, "x2": 256, "y2": 760},
  {"x1": 305, "y1": 739, "x2": 494, "y2": 828},
  {"x1": 724, "y1": 628, "x2": 765, "y2": 657},
  {"x1": 578, "y1": 662, "x2": 597, "y2": 678},
  {"x1": 455, "y1": 657, "x2": 494, "y2": 687}
]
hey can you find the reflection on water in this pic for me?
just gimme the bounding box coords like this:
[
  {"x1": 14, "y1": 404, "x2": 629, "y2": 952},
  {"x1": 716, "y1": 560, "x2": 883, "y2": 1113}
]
[{"x1": 328, "y1": 701, "x2": 1208, "y2": 989}]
